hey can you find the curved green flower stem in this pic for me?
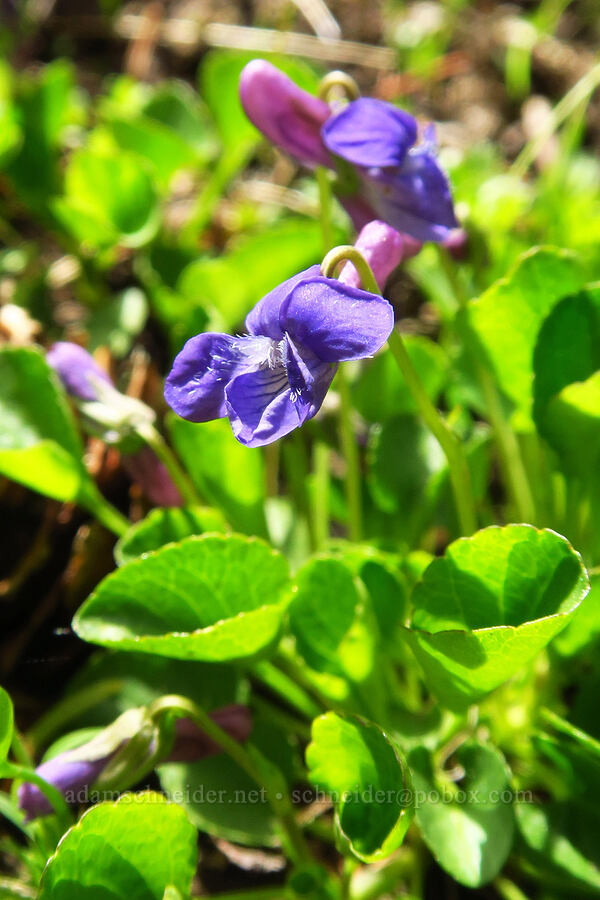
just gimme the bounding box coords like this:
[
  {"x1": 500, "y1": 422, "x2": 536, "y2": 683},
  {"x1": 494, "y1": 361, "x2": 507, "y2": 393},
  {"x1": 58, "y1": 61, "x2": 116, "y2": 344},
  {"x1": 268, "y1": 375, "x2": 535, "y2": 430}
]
[
  {"x1": 477, "y1": 366, "x2": 536, "y2": 524},
  {"x1": 10, "y1": 731, "x2": 33, "y2": 768},
  {"x1": 511, "y1": 61, "x2": 600, "y2": 177},
  {"x1": 149, "y1": 695, "x2": 312, "y2": 866},
  {"x1": 312, "y1": 440, "x2": 331, "y2": 550},
  {"x1": 335, "y1": 367, "x2": 363, "y2": 542},
  {"x1": 78, "y1": 482, "x2": 129, "y2": 538},
  {"x1": 436, "y1": 246, "x2": 536, "y2": 524},
  {"x1": 318, "y1": 71, "x2": 360, "y2": 102},
  {"x1": 4, "y1": 763, "x2": 72, "y2": 835},
  {"x1": 316, "y1": 166, "x2": 334, "y2": 254},
  {"x1": 316, "y1": 177, "x2": 364, "y2": 542},
  {"x1": 388, "y1": 329, "x2": 476, "y2": 535},
  {"x1": 136, "y1": 423, "x2": 201, "y2": 507},
  {"x1": 322, "y1": 246, "x2": 477, "y2": 536}
]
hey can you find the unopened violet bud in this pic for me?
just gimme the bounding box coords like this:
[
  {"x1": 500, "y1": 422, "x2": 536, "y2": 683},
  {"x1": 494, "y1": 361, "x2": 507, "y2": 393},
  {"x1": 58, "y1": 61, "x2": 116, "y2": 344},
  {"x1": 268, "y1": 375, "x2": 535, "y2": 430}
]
[
  {"x1": 47, "y1": 341, "x2": 112, "y2": 402},
  {"x1": 239, "y1": 60, "x2": 458, "y2": 244},
  {"x1": 18, "y1": 752, "x2": 113, "y2": 821},
  {"x1": 167, "y1": 705, "x2": 253, "y2": 763},
  {"x1": 339, "y1": 221, "x2": 420, "y2": 291},
  {"x1": 123, "y1": 446, "x2": 183, "y2": 507},
  {"x1": 47, "y1": 341, "x2": 181, "y2": 507},
  {"x1": 239, "y1": 59, "x2": 331, "y2": 167}
]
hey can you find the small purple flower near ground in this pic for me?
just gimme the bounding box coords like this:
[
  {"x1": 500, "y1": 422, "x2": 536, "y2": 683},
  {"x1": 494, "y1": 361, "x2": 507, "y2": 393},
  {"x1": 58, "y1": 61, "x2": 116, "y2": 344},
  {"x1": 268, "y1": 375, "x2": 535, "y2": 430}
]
[
  {"x1": 47, "y1": 341, "x2": 182, "y2": 507},
  {"x1": 164, "y1": 268, "x2": 394, "y2": 448},
  {"x1": 18, "y1": 704, "x2": 252, "y2": 820},
  {"x1": 239, "y1": 59, "x2": 458, "y2": 242}
]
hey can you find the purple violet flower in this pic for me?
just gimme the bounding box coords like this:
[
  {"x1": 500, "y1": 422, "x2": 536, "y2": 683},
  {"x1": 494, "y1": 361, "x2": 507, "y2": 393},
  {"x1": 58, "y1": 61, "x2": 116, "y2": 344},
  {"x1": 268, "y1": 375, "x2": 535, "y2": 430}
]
[
  {"x1": 239, "y1": 59, "x2": 458, "y2": 242},
  {"x1": 47, "y1": 342, "x2": 183, "y2": 507},
  {"x1": 18, "y1": 704, "x2": 252, "y2": 820},
  {"x1": 164, "y1": 268, "x2": 394, "y2": 447}
]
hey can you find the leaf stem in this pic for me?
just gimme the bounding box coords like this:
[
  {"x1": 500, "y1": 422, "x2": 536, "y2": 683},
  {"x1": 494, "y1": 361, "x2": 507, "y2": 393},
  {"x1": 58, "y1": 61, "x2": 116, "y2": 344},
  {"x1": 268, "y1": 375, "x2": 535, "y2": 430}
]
[
  {"x1": 323, "y1": 246, "x2": 477, "y2": 536},
  {"x1": 311, "y1": 440, "x2": 331, "y2": 550},
  {"x1": 316, "y1": 166, "x2": 334, "y2": 255},
  {"x1": 335, "y1": 367, "x2": 362, "y2": 542},
  {"x1": 78, "y1": 483, "x2": 130, "y2": 537},
  {"x1": 137, "y1": 424, "x2": 201, "y2": 507},
  {"x1": 388, "y1": 329, "x2": 476, "y2": 535},
  {"x1": 149, "y1": 695, "x2": 312, "y2": 865}
]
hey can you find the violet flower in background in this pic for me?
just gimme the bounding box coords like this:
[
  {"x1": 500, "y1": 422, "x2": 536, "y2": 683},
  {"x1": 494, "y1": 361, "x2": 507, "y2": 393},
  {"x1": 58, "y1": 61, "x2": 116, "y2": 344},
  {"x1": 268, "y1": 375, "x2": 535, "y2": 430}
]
[
  {"x1": 47, "y1": 342, "x2": 182, "y2": 507},
  {"x1": 164, "y1": 268, "x2": 394, "y2": 447},
  {"x1": 18, "y1": 704, "x2": 252, "y2": 820},
  {"x1": 239, "y1": 59, "x2": 458, "y2": 242}
]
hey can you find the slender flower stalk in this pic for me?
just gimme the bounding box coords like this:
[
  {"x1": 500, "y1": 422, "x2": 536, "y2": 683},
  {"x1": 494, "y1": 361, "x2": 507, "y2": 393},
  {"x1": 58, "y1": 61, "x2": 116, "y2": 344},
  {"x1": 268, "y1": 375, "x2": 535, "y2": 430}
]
[{"x1": 321, "y1": 246, "x2": 477, "y2": 537}]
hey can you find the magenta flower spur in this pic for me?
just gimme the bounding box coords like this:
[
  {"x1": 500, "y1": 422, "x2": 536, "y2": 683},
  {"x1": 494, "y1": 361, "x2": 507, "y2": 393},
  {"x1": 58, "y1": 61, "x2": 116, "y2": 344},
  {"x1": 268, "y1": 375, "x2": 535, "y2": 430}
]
[
  {"x1": 164, "y1": 267, "x2": 394, "y2": 448},
  {"x1": 239, "y1": 60, "x2": 458, "y2": 242}
]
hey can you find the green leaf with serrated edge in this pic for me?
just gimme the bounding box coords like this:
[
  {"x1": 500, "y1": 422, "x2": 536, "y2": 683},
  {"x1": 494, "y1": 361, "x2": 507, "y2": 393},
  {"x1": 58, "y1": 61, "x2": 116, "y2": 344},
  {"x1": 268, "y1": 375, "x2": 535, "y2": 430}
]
[
  {"x1": 306, "y1": 713, "x2": 414, "y2": 862},
  {"x1": 38, "y1": 792, "x2": 197, "y2": 900},
  {"x1": 115, "y1": 506, "x2": 228, "y2": 565},
  {"x1": 465, "y1": 247, "x2": 585, "y2": 428},
  {"x1": 74, "y1": 534, "x2": 289, "y2": 662},
  {"x1": 168, "y1": 416, "x2": 266, "y2": 535},
  {"x1": 533, "y1": 286, "x2": 600, "y2": 476},
  {"x1": 409, "y1": 742, "x2": 514, "y2": 888},
  {"x1": 0, "y1": 346, "x2": 89, "y2": 503},
  {"x1": 403, "y1": 525, "x2": 588, "y2": 710},
  {"x1": 0, "y1": 686, "x2": 14, "y2": 766},
  {"x1": 355, "y1": 336, "x2": 448, "y2": 423}
]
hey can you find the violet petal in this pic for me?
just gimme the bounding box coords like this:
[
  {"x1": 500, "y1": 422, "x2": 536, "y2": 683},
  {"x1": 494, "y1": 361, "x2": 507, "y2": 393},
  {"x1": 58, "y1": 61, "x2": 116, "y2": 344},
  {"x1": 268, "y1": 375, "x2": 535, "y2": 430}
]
[
  {"x1": 279, "y1": 276, "x2": 394, "y2": 363},
  {"x1": 322, "y1": 98, "x2": 418, "y2": 169},
  {"x1": 239, "y1": 59, "x2": 331, "y2": 167}
]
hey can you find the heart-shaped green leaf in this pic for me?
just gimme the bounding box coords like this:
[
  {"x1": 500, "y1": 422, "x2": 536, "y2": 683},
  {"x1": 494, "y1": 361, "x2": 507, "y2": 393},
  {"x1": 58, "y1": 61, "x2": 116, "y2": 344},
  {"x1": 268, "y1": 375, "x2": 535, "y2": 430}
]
[
  {"x1": 306, "y1": 712, "x2": 414, "y2": 862},
  {"x1": 404, "y1": 525, "x2": 588, "y2": 709},
  {"x1": 38, "y1": 792, "x2": 197, "y2": 899},
  {"x1": 74, "y1": 534, "x2": 289, "y2": 662},
  {"x1": 409, "y1": 742, "x2": 514, "y2": 887},
  {"x1": 53, "y1": 147, "x2": 160, "y2": 250},
  {"x1": 0, "y1": 346, "x2": 89, "y2": 503},
  {"x1": 115, "y1": 506, "x2": 228, "y2": 565},
  {"x1": 533, "y1": 286, "x2": 600, "y2": 476},
  {"x1": 289, "y1": 558, "x2": 365, "y2": 678},
  {"x1": 465, "y1": 247, "x2": 585, "y2": 428}
]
